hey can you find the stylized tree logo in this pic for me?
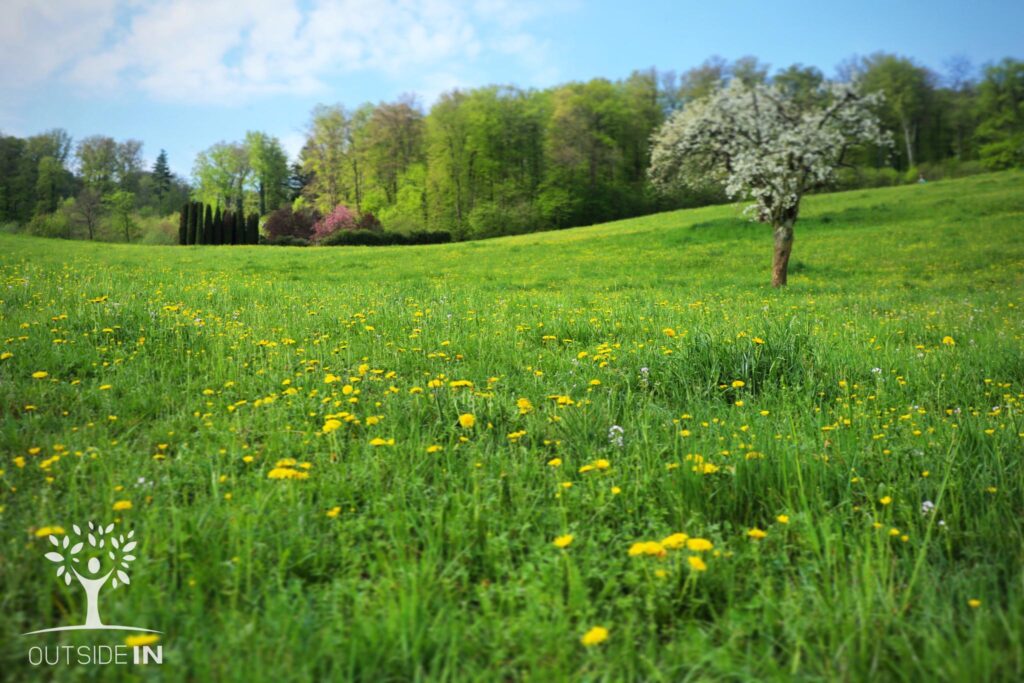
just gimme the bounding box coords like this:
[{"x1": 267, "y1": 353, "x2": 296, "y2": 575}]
[{"x1": 25, "y1": 521, "x2": 158, "y2": 634}]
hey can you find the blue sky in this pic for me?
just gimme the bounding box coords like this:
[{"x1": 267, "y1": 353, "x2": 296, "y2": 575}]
[{"x1": 2, "y1": 0, "x2": 1021, "y2": 177}]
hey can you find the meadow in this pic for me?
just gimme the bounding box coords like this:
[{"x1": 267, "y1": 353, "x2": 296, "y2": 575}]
[{"x1": 1, "y1": 171, "x2": 1023, "y2": 682}]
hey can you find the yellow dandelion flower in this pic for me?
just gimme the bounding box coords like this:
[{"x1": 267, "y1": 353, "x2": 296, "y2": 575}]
[
  {"x1": 580, "y1": 626, "x2": 609, "y2": 647},
  {"x1": 32, "y1": 371, "x2": 49, "y2": 379},
  {"x1": 553, "y1": 534, "x2": 574, "y2": 548},
  {"x1": 326, "y1": 507, "x2": 341, "y2": 518},
  {"x1": 687, "y1": 555, "x2": 708, "y2": 572},
  {"x1": 661, "y1": 533, "x2": 689, "y2": 550},
  {"x1": 686, "y1": 538, "x2": 713, "y2": 552},
  {"x1": 747, "y1": 528, "x2": 767, "y2": 540},
  {"x1": 124, "y1": 634, "x2": 159, "y2": 647},
  {"x1": 967, "y1": 599, "x2": 981, "y2": 608},
  {"x1": 426, "y1": 445, "x2": 443, "y2": 454},
  {"x1": 776, "y1": 514, "x2": 790, "y2": 524},
  {"x1": 879, "y1": 496, "x2": 892, "y2": 506},
  {"x1": 34, "y1": 526, "x2": 65, "y2": 537},
  {"x1": 628, "y1": 541, "x2": 666, "y2": 558},
  {"x1": 731, "y1": 380, "x2": 745, "y2": 388},
  {"x1": 112, "y1": 500, "x2": 133, "y2": 511},
  {"x1": 267, "y1": 468, "x2": 308, "y2": 480},
  {"x1": 458, "y1": 413, "x2": 476, "y2": 429}
]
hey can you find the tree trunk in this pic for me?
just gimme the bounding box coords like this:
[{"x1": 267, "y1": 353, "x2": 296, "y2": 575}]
[
  {"x1": 772, "y1": 221, "x2": 795, "y2": 288},
  {"x1": 901, "y1": 119, "x2": 916, "y2": 169}
]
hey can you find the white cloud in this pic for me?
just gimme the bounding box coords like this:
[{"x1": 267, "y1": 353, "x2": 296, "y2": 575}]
[
  {"x1": 0, "y1": 0, "x2": 120, "y2": 88},
  {"x1": 2, "y1": 0, "x2": 569, "y2": 104}
]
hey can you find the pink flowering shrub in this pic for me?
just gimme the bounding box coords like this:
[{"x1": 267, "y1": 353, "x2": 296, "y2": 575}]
[{"x1": 312, "y1": 204, "x2": 358, "y2": 241}]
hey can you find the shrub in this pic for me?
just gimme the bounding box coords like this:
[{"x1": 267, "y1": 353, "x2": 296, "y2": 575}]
[
  {"x1": 27, "y1": 210, "x2": 73, "y2": 239},
  {"x1": 139, "y1": 214, "x2": 179, "y2": 245},
  {"x1": 265, "y1": 206, "x2": 318, "y2": 241},
  {"x1": 406, "y1": 230, "x2": 452, "y2": 245},
  {"x1": 356, "y1": 211, "x2": 383, "y2": 232},
  {"x1": 319, "y1": 229, "x2": 387, "y2": 246},
  {"x1": 267, "y1": 235, "x2": 311, "y2": 247},
  {"x1": 319, "y1": 229, "x2": 452, "y2": 247},
  {"x1": 312, "y1": 205, "x2": 358, "y2": 241}
]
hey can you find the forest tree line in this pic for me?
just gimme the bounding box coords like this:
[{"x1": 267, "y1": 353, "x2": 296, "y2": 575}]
[{"x1": 2, "y1": 53, "x2": 1022, "y2": 242}]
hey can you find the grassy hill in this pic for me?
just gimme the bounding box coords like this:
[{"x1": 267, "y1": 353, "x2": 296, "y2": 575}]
[{"x1": 1, "y1": 171, "x2": 1022, "y2": 681}]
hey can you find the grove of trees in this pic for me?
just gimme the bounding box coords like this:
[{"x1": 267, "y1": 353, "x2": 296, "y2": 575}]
[
  {"x1": 287, "y1": 54, "x2": 1023, "y2": 241},
  {"x1": 2, "y1": 53, "x2": 1022, "y2": 243},
  {"x1": 0, "y1": 130, "x2": 190, "y2": 241}
]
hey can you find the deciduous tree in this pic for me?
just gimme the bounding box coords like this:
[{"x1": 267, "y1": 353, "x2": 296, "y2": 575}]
[{"x1": 650, "y1": 80, "x2": 890, "y2": 287}]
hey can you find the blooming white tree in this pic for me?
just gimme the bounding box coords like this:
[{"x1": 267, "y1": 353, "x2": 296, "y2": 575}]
[{"x1": 649, "y1": 79, "x2": 891, "y2": 286}]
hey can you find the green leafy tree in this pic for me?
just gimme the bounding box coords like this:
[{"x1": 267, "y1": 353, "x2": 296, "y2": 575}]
[
  {"x1": 861, "y1": 53, "x2": 935, "y2": 169},
  {"x1": 301, "y1": 105, "x2": 372, "y2": 213},
  {"x1": 364, "y1": 96, "x2": 426, "y2": 206},
  {"x1": 193, "y1": 142, "x2": 250, "y2": 209},
  {"x1": 975, "y1": 58, "x2": 1024, "y2": 169},
  {"x1": 103, "y1": 190, "x2": 137, "y2": 242},
  {"x1": 73, "y1": 188, "x2": 104, "y2": 240},
  {"x1": 774, "y1": 64, "x2": 827, "y2": 108},
  {"x1": 34, "y1": 156, "x2": 72, "y2": 215},
  {"x1": 76, "y1": 136, "x2": 119, "y2": 195},
  {"x1": 245, "y1": 132, "x2": 289, "y2": 215}
]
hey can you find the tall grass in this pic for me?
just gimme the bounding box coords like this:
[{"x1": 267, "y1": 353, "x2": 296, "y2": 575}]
[{"x1": 1, "y1": 171, "x2": 1022, "y2": 681}]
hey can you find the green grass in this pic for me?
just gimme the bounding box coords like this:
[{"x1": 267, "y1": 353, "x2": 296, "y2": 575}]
[{"x1": 1, "y1": 171, "x2": 1023, "y2": 682}]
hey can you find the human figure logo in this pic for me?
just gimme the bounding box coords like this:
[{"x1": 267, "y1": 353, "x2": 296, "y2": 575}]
[{"x1": 23, "y1": 521, "x2": 160, "y2": 635}]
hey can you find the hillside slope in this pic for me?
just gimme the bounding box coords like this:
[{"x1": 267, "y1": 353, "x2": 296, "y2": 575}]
[
  {"x1": 0, "y1": 170, "x2": 1022, "y2": 682},
  {"x1": 2, "y1": 171, "x2": 1023, "y2": 296}
]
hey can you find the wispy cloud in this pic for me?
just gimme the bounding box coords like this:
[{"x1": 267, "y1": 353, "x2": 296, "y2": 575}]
[{"x1": 2, "y1": 0, "x2": 570, "y2": 104}]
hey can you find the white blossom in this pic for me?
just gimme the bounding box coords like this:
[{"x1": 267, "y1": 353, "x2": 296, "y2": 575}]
[{"x1": 650, "y1": 79, "x2": 891, "y2": 230}]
